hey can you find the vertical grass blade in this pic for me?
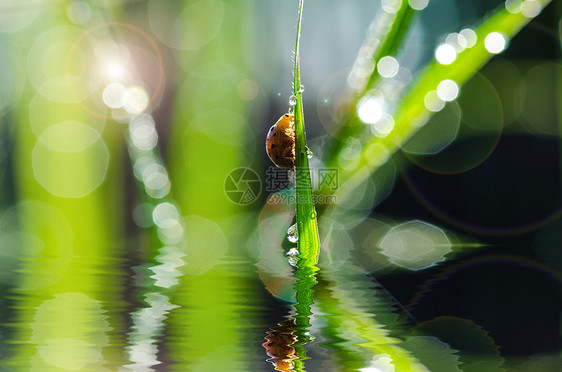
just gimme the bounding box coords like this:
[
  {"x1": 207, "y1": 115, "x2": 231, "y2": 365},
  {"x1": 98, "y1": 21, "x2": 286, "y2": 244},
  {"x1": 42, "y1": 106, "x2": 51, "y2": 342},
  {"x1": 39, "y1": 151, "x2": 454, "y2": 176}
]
[
  {"x1": 289, "y1": 1, "x2": 321, "y2": 370},
  {"x1": 293, "y1": 0, "x2": 320, "y2": 268}
]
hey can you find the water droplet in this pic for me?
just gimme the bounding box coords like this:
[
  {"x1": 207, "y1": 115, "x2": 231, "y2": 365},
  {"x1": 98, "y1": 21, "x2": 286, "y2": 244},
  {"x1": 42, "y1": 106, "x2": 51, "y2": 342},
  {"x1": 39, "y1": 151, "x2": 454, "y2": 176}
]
[
  {"x1": 285, "y1": 247, "x2": 299, "y2": 256},
  {"x1": 288, "y1": 256, "x2": 299, "y2": 267},
  {"x1": 287, "y1": 223, "x2": 299, "y2": 243},
  {"x1": 310, "y1": 212, "x2": 315, "y2": 220},
  {"x1": 289, "y1": 95, "x2": 297, "y2": 106},
  {"x1": 306, "y1": 147, "x2": 313, "y2": 159},
  {"x1": 299, "y1": 85, "x2": 305, "y2": 93}
]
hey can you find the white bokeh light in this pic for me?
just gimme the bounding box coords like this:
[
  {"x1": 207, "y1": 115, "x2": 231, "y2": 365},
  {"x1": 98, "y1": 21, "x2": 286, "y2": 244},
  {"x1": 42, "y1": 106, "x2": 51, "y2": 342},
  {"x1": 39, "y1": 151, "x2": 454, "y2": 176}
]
[
  {"x1": 130, "y1": 114, "x2": 158, "y2": 151},
  {"x1": 124, "y1": 85, "x2": 150, "y2": 114},
  {"x1": 424, "y1": 90, "x2": 445, "y2": 112},
  {"x1": 371, "y1": 113, "x2": 395, "y2": 137},
  {"x1": 377, "y1": 56, "x2": 399, "y2": 78},
  {"x1": 379, "y1": 220, "x2": 451, "y2": 270},
  {"x1": 142, "y1": 163, "x2": 170, "y2": 199},
  {"x1": 357, "y1": 96, "x2": 385, "y2": 124},
  {"x1": 484, "y1": 32, "x2": 507, "y2": 54},
  {"x1": 408, "y1": 0, "x2": 429, "y2": 11},
  {"x1": 381, "y1": 0, "x2": 401, "y2": 14},
  {"x1": 157, "y1": 219, "x2": 184, "y2": 245},
  {"x1": 445, "y1": 33, "x2": 466, "y2": 53},
  {"x1": 152, "y1": 202, "x2": 180, "y2": 229},
  {"x1": 436, "y1": 79, "x2": 459, "y2": 102},
  {"x1": 435, "y1": 44, "x2": 457, "y2": 65},
  {"x1": 521, "y1": 0, "x2": 542, "y2": 18},
  {"x1": 459, "y1": 28, "x2": 477, "y2": 48},
  {"x1": 505, "y1": 0, "x2": 522, "y2": 14},
  {"x1": 102, "y1": 83, "x2": 127, "y2": 108},
  {"x1": 66, "y1": 1, "x2": 91, "y2": 25}
]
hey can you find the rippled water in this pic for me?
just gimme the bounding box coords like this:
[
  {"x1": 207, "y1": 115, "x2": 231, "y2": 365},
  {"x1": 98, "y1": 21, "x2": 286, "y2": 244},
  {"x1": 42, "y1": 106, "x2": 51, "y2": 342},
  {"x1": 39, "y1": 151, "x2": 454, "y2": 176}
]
[{"x1": 1, "y1": 209, "x2": 562, "y2": 371}]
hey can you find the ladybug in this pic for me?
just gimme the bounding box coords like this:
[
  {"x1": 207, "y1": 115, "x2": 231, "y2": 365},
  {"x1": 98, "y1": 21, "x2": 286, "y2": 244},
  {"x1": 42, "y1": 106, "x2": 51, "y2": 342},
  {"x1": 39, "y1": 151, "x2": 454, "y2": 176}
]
[{"x1": 266, "y1": 113, "x2": 295, "y2": 169}]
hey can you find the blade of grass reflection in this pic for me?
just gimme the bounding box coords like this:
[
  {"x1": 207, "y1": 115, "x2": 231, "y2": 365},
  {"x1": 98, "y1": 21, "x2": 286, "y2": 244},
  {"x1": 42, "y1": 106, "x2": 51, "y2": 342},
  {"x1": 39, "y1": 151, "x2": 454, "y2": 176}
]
[
  {"x1": 311, "y1": 223, "x2": 429, "y2": 371},
  {"x1": 289, "y1": 265, "x2": 317, "y2": 371},
  {"x1": 315, "y1": 269, "x2": 429, "y2": 372},
  {"x1": 314, "y1": 280, "x2": 381, "y2": 370}
]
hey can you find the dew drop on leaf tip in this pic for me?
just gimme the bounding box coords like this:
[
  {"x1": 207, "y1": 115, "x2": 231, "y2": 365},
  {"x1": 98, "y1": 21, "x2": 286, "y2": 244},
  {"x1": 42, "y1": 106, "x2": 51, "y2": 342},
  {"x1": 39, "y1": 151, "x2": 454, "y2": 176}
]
[{"x1": 287, "y1": 223, "x2": 299, "y2": 243}]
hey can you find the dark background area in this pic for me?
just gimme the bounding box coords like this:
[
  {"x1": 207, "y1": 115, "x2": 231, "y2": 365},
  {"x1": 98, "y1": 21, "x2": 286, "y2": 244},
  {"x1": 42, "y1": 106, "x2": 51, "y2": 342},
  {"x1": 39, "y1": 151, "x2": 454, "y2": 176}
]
[{"x1": 377, "y1": 5, "x2": 562, "y2": 360}]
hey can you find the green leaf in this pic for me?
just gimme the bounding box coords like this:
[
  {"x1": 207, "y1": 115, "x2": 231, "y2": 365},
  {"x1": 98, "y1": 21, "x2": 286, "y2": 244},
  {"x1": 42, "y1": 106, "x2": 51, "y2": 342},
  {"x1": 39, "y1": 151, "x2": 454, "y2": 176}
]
[
  {"x1": 293, "y1": 0, "x2": 320, "y2": 268},
  {"x1": 290, "y1": 1, "x2": 321, "y2": 370},
  {"x1": 335, "y1": 0, "x2": 553, "y2": 199}
]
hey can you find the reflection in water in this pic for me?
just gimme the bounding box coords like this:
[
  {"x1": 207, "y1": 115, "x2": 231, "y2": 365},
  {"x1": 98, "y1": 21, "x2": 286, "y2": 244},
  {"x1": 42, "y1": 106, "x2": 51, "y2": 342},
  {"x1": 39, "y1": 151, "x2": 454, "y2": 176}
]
[
  {"x1": 123, "y1": 232, "x2": 186, "y2": 370},
  {"x1": 290, "y1": 265, "x2": 319, "y2": 371},
  {"x1": 166, "y1": 261, "x2": 265, "y2": 371},
  {"x1": 30, "y1": 293, "x2": 110, "y2": 370},
  {"x1": 124, "y1": 116, "x2": 187, "y2": 371},
  {"x1": 264, "y1": 318, "x2": 299, "y2": 371},
  {"x1": 315, "y1": 270, "x2": 428, "y2": 372},
  {"x1": 125, "y1": 291, "x2": 179, "y2": 370},
  {"x1": 413, "y1": 317, "x2": 503, "y2": 372},
  {"x1": 4, "y1": 201, "x2": 127, "y2": 371}
]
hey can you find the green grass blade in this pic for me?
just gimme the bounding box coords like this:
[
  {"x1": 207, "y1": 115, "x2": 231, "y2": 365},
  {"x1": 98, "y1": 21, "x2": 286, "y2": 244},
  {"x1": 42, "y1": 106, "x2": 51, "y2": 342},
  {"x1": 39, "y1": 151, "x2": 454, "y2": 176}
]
[
  {"x1": 293, "y1": 0, "x2": 320, "y2": 268},
  {"x1": 336, "y1": 0, "x2": 553, "y2": 199},
  {"x1": 325, "y1": 0, "x2": 417, "y2": 170},
  {"x1": 362, "y1": 2, "x2": 416, "y2": 96},
  {"x1": 290, "y1": 1, "x2": 321, "y2": 370}
]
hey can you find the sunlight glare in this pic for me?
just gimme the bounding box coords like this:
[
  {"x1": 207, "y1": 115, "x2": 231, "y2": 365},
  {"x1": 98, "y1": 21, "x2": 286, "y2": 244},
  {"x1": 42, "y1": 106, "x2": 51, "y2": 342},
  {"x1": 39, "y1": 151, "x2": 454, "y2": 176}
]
[{"x1": 358, "y1": 96, "x2": 385, "y2": 124}]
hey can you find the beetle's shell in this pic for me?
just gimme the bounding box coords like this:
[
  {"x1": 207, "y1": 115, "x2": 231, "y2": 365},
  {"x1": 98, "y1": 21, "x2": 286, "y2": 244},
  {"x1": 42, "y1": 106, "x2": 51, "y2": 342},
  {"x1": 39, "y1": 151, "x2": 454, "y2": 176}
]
[{"x1": 265, "y1": 114, "x2": 295, "y2": 169}]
